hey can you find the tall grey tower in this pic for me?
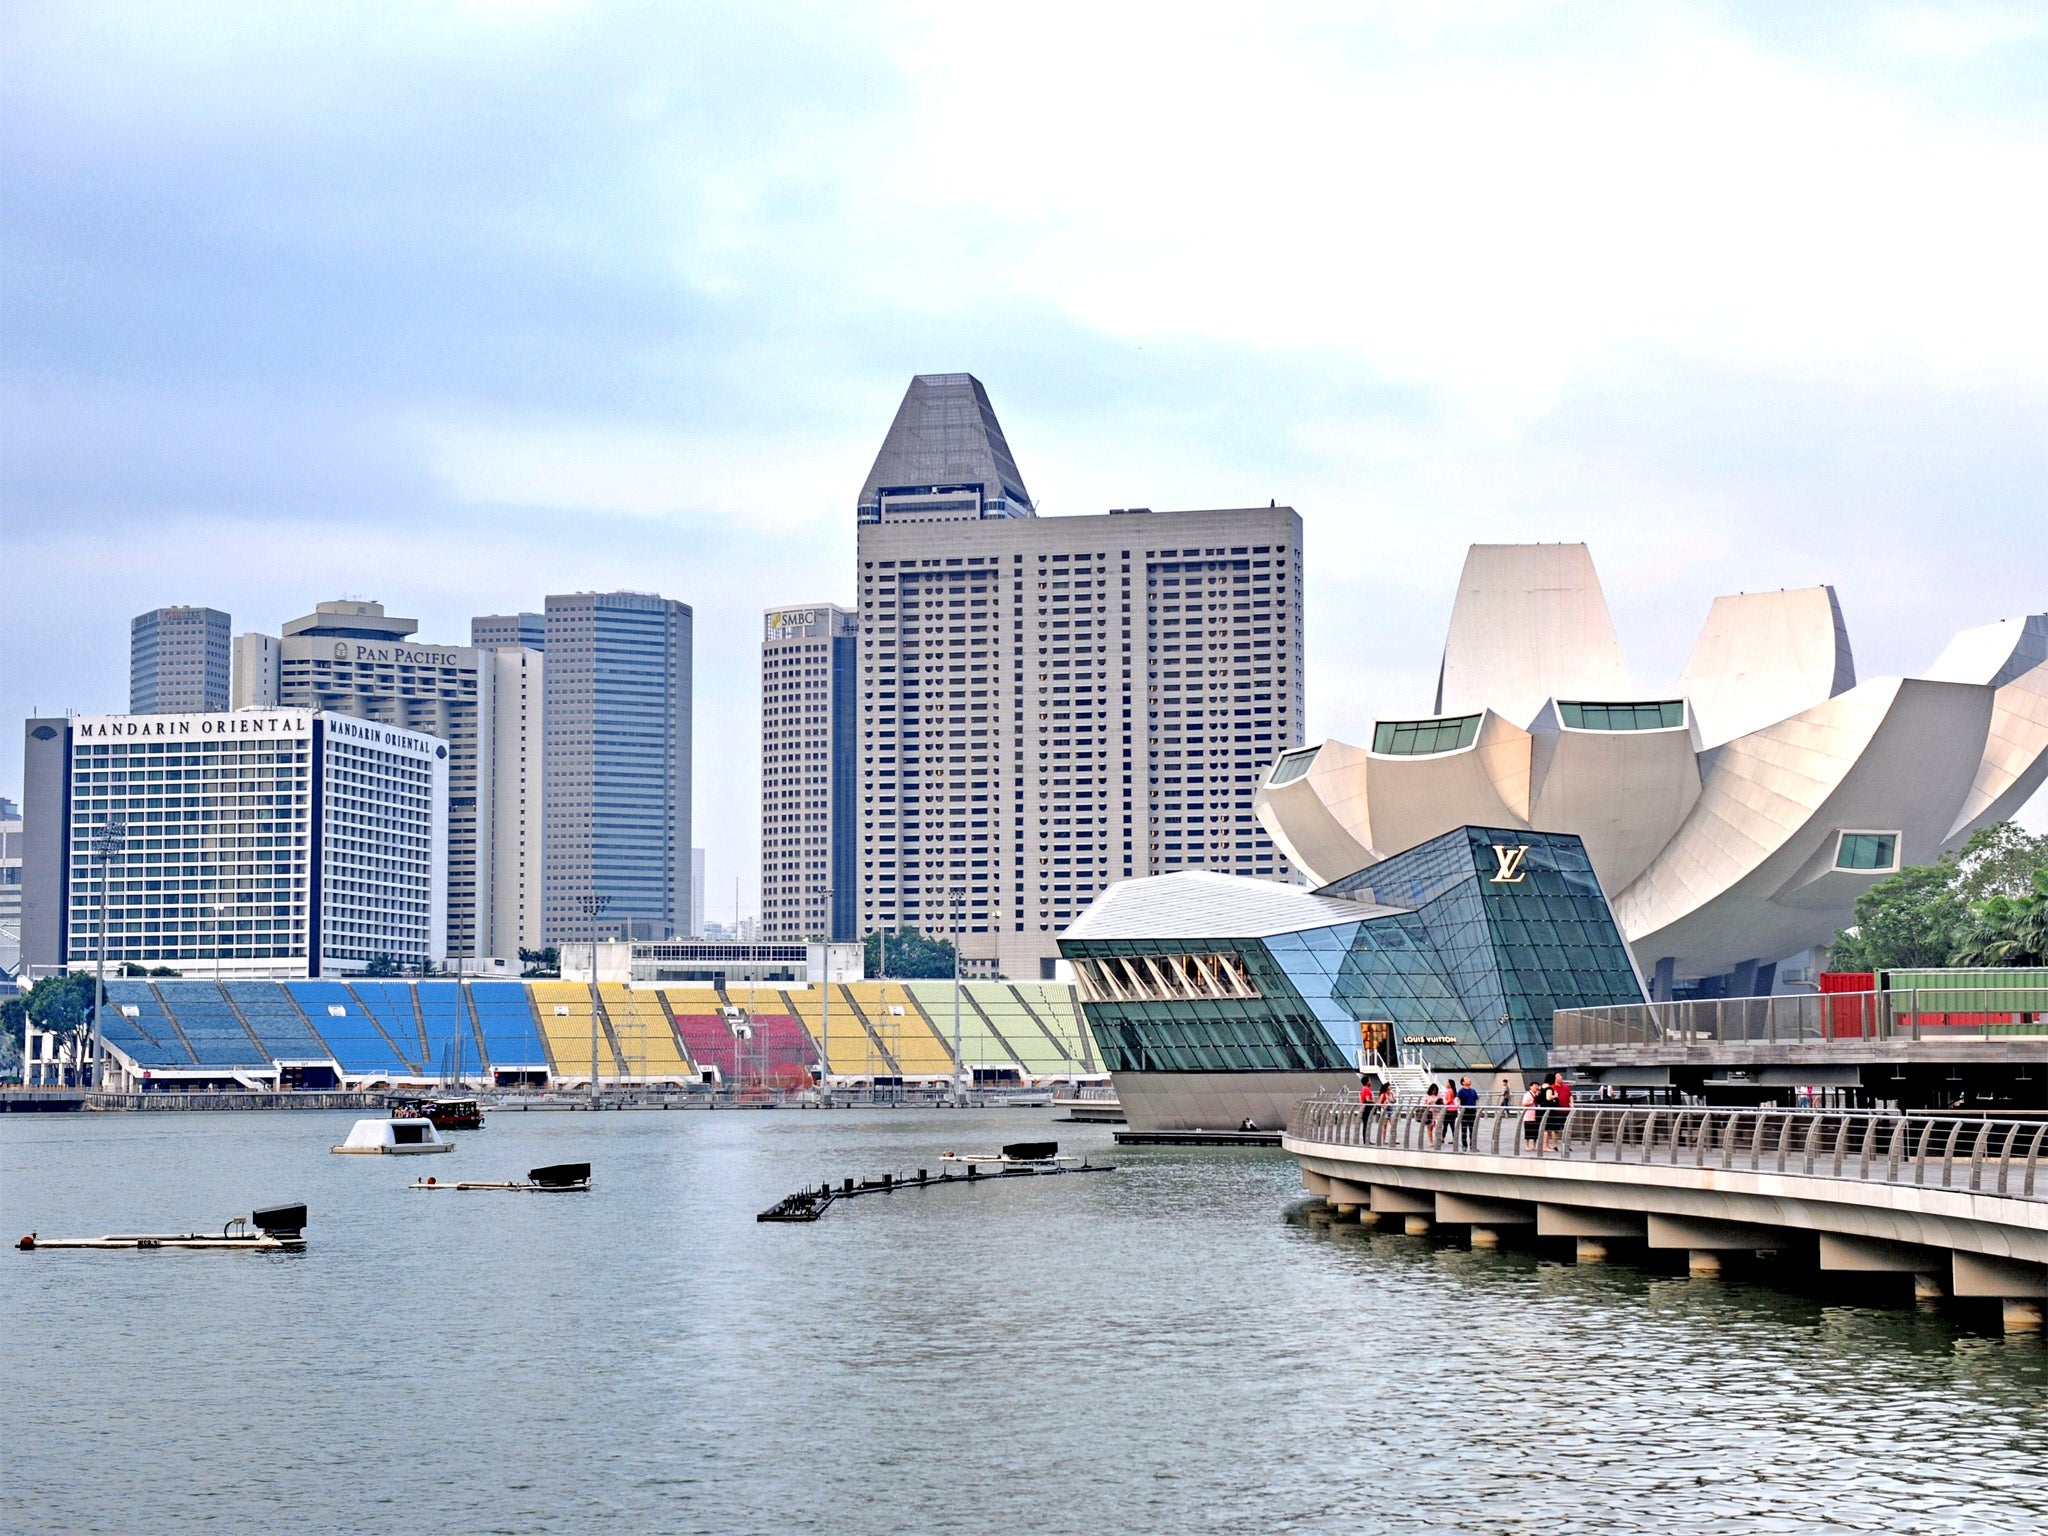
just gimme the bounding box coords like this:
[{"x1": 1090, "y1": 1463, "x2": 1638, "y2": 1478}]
[
  {"x1": 130, "y1": 606, "x2": 230, "y2": 712},
  {"x1": 852, "y1": 374, "x2": 1303, "y2": 980},
  {"x1": 857, "y1": 373, "x2": 1035, "y2": 525},
  {"x1": 543, "y1": 591, "x2": 693, "y2": 944}
]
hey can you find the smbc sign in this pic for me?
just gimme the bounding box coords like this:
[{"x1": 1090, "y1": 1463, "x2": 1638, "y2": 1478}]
[{"x1": 765, "y1": 609, "x2": 825, "y2": 643}]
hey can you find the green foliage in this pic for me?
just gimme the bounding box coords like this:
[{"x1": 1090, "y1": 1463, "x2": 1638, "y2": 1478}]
[
  {"x1": 520, "y1": 945, "x2": 560, "y2": 978},
  {"x1": 1, "y1": 973, "x2": 101, "y2": 1055},
  {"x1": 1830, "y1": 822, "x2": 2048, "y2": 972},
  {"x1": 863, "y1": 927, "x2": 958, "y2": 979},
  {"x1": 363, "y1": 953, "x2": 402, "y2": 977}
]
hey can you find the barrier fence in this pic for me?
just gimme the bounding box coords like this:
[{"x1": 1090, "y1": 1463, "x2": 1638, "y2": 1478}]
[
  {"x1": 1553, "y1": 988, "x2": 2048, "y2": 1052},
  {"x1": 1286, "y1": 1099, "x2": 2048, "y2": 1201}
]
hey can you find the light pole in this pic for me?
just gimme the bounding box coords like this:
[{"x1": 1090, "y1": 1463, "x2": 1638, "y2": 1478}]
[
  {"x1": 575, "y1": 893, "x2": 611, "y2": 1106},
  {"x1": 950, "y1": 885, "x2": 965, "y2": 1108},
  {"x1": 92, "y1": 813, "x2": 126, "y2": 1094},
  {"x1": 819, "y1": 884, "x2": 832, "y2": 1109}
]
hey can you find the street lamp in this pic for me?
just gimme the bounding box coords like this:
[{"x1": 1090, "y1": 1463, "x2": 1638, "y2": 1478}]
[
  {"x1": 950, "y1": 885, "x2": 965, "y2": 1108},
  {"x1": 819, "y1": 884, "x2": 833, "y2": 1110},
  {"x1": 91, "y1": 813, "x2": 127, "y2": 1094},
  {"x1": 574, "y1": 893, "x2": 612, "y2": 1106}
]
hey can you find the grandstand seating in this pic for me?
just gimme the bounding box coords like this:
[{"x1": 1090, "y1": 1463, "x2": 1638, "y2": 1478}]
[
  {"x1": 414, "y1": 981, "x2": 475, "y2": 1080},
  {"x1": 823, "y1": 983, "x2": 956, "y2": 1078},
  {"x1": 896, "y1": 982, "x2": 1022, "y2": 1075},
  {"x1": 527, "y1": 981, "x2": 617, "y2": 1080},
  {"x1": 1005, "y1": 982, "x2": 1101, "y2": 1073},
  {"x1": 594, "y1": 984, "x2": 693, "y2": 1081},
  {"x1": 152, "y1": 982, "x2": 269, "y2": 1067},
  {"x1": 346, "y1": 981, "x2": 428, "y2": 1073},
  {"x1": 282, "y1": 981, "x2": 415, "y2": 1076},
  {"x1": 906, "y1": 981, "x2": 1096, "y2": 1077},
  {"x1": 100, "y1": 979, "x2": 193, "y2": 1068},
  {"x1": 467, "y1": 982, "x2": 550, "y2": 1076},
  {"x1": 223, "y1": 981, "x2": 334, "y2": 1062}
]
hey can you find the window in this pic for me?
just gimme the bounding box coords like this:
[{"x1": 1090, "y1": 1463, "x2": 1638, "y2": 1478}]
[
  {"x1": 1267, "y1": 746, "x2": 1319, "y2": 786},
  {"x1": 1836, "y1": 832, "x2": 1899, "y2": 871},
  {"x1": 1372, "y1": 715, "x2": 1481, "y2": 755},
  {"x1": 1558, "y1": 700, "x2": 1685, "y2": 731}
]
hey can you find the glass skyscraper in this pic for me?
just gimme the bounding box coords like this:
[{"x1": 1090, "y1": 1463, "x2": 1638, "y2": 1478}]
[{"x1": 543, "y1": 591, "x2": 693, "y2": 944}]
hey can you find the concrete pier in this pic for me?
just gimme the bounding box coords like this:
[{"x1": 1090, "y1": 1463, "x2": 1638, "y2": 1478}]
[{"x1": 1288, "y1": 1101, "x2": 2048, "y2": 1324}]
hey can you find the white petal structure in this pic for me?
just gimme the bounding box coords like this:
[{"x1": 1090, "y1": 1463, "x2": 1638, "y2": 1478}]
[
  {"x1": 1676, "y1": 587, "x2": 1855, "y2": 749},
  {"x1": 1436, "y1": 544, "x2": 1631, "y2": 726},
  {"x1": 1256, "y1": 542, "x2": 2048, "y2": 987}
]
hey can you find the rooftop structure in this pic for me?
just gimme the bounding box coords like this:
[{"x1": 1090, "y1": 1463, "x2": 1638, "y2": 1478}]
[
  {"x1": 857, "y1": 373, "x2": 1034, "y2": 525},
  {"x1": 131, "y1": 606, "x2": 230, "y2": 714},
  {"x1": 1256, "y1": 545, "x2": 2048, "y2": 996}
]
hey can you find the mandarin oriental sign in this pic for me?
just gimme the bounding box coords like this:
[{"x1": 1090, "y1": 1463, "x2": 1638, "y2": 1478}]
[{"x1": 74, "y1": 713, "x2": 311, "y2": 739}]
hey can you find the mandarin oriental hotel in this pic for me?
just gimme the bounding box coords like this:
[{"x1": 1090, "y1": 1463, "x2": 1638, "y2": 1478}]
[{"x1": 23, "y1": 710, "x2": 448, "y2": 979}]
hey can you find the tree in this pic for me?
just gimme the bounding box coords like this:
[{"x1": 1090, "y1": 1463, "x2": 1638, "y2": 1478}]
[
  {"x1": 863, "y1": 927, "x2": 958, "y2": 979},
  {"x1": 364, "y1": 953, "x2": 402, "y2": 977},
  {"x1": 2, "y1": 973, "x2": 99, "y2": 1067},
  {"x1": 1830, "y1": 821, "x2": 2048, "y2": 971},
  {"x1": 520, "y1": 945, "x2": 560, "y2": 978}
]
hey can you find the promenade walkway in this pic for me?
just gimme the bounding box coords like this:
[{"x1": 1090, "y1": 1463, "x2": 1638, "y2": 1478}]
[{"x1": 1285, "y1": 1100, "x2": 2048, "y2": 1331}]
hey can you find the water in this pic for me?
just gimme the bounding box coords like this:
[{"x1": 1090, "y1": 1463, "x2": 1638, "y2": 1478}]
[{"x1": 4, "y1": 1107, "x2": 2046, "y2": 1535}]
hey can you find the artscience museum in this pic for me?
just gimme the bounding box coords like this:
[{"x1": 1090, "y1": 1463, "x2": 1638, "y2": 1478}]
[{"x1": 1255, "y1": 544, "x2": 2048, "y2": 998}]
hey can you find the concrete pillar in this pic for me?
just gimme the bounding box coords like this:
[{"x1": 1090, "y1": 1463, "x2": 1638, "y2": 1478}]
[
  {"x1": 2004, "y1": 1300, "x2": 2044, "y2": 1334},
  {"x1": 1357, "y1": 1210, "x2": 1382, "y2": 1229},
  {"x1": 1331, "y1": 1203, "x2": 1360, "y2": 1222},
  {"x1": 1575, "y1": 1238, "x2": 1609, "y2": 1264},
  {"x1": 1368, "y1": 1184, "x2": 1435, "y2": 1216},
  {"x1": 1404, "y1": 1215, "x2": 1433, "y2": 1236},
  {"x1": 1952, "y1": 1250, "x2": 2048, "y2": 1325},
  {"x1": 1651, "y1": 956, "x2": 1675, "y2": 1004},
  {"x1": 1914, "y1": 1273, "x2": 1947, "y2": 1303},
  {"x1": 1301, "y1": 1168, "x2": 1331, "y2": 1197},
  {"x1": 1688, "y1": 1250, "x2": 1723, "y2": 1277},
  {"x1": 1536, "y1": 1204, "x2": 1644, "y2": 1240},
  {"x1": 1818, "y1": 1233, "x2": 1942, "y2": 1274},
  {"x1": 1647, "y1": 1213, "x2": 1785, "y2": 1255},
  {"x1": 1470, "y1": 1227, "x2": 1500, "y2": 1248},
  {"x1": 1436, "y1": 1192, "x2": 1534, "y2": 1230}
]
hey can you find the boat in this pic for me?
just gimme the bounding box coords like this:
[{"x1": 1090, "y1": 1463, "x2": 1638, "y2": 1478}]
[
  {"x1": 392, "y1": 1097, "x2": 484, "y2": 1131},
  {"x1": 18, "y1": 1203, "x2": 307, "y2": 1252},
  {"x1": 411, "y1": 1162, "x2": 592, "y2": 1193},
  {"x1": 331, "y1": 1117, "x2": 455, "y2": 1155},
  {"x1": 939, "y1": 1140, "x2": 1089, "y2": 1171}
]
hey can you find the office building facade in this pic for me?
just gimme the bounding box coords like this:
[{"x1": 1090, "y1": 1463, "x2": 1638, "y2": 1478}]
[
  {"x1": 131, "y1": 606, "x2": 231, "y2": 713},
  {"x1": 18, "y1": 710, "x2": 447, "y2": 979},
  {"x1": 484, "y1": 644, "x2": 544, "y2": 955},
  {"x1": 473, "y1": 612, "x2": 546, "y2": 650},
  {"x1": 760, "y1": 604, "x2": 857, "y2": 942},
  {"x1": 543, "y1": 591, "x2": 693, "y2": 944},
  {"x1": 0, "y1": 797, "x2": 21, "y2": 981}
]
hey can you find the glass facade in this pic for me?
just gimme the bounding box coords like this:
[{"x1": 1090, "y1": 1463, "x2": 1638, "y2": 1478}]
[
  {"x1": 1558, "y1": 700, "x2": 1685, "y2": 731},
  {"x1": 1836, "y1": 831, "x2": 1898, "y2": 870},
  {"x1": 1372, "y1": 715, "x2": 1481, "y2": 755},
  {"x1": 1064, "y1": 826, "x2": 1645, "y2": 1075}
]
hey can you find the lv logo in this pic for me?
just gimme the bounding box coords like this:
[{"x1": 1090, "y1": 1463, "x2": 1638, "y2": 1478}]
[{"x1": 1489, "y1": 844, "x2": 1529, "y2": 883}]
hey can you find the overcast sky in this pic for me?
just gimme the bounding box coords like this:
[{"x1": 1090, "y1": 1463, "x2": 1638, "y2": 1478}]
[{"x1": 6, "y1": 1, "x2": 2048, "y2": 915}]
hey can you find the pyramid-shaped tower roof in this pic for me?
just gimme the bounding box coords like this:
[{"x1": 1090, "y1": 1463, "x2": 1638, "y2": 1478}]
[{"x1": 857, "y1": 373, "x2": 1034, "y2": 521}]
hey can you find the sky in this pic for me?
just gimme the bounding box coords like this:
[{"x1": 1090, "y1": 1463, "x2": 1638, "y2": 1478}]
[{"x1": 6, "y1": 0, "x2": 2048, "y2": 919}]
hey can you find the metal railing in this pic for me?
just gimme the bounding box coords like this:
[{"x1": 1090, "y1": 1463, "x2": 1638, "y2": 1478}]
[
  {"x1": 1287, "y1": 1099, "x2": 2048, "y2": 1200},
  {"x1": 1553, "y1": 987, "x2": 2048, "y2": 1051}
]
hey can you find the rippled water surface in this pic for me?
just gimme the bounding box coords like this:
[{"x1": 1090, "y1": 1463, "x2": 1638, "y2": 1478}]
[{"x1": 4, "y1": 1107, "x2": 2047, "y2": 1535}]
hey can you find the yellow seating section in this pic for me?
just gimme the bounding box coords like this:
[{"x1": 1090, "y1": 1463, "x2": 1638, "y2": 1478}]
[
  {"x1": 596, "y1": 984, "x2": 693, "y2": 1080},
  {"x1": 774, "y1": 988, "x2": 892, "y2": 1076},
  {"x1": 526, "y1": 981, "x2": 618, "y2": 1080}
]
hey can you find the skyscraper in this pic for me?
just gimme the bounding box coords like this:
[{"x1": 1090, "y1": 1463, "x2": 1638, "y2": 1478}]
[
  {"x1": 851, "y1": 374, "x2": 1303, "y2": 980},
  {"x1": 760, "y1": 604, "x2": 857, "y2": 941},
  {"x1": 235, "y1": 599, "x2": 540, "y2": 961},
  {"x1": 130, "y1": 606, "x2": 230, "y2": 713},
  {"x1": 472, "y1": 612, "x2": 546, "y2": 650},
  {"x1": 543, "y1": 591, "x2": 693, "y2": 943}
]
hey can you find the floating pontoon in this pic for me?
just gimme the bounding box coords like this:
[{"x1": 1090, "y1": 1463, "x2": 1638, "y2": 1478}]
[
  {"x1": 18, "y1": 1203, "x2": 307, "y2": 1252},
  {"x1": 331, "y1": 1117, "x2": 455, "y2": 1155},
  {"x1": 411, "y1": 1162, "x2": 591, "y2": 1193}
]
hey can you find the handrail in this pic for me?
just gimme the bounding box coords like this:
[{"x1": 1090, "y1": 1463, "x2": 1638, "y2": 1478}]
[
  {"x1": 1553, "y1": 986, "x2": 2048, "y2": 1052},
  {"x1": 1284, "y1": 1099, "x2": 2048, "y2": 1203}
]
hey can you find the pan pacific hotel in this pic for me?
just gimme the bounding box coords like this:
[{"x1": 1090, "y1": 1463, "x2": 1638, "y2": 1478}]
[{"x1": 19, "y1": 709, "x2": 448, "y2": 979}]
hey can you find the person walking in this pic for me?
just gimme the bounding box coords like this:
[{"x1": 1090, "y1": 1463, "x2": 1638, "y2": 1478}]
[
  {"x1": 1537, "y1": 1073, "x2": 1561, "y2": 1151},
  {"x1": 1521, "y1": 1079, "x2": 1540, "y2": 1150},
  {"x1": 1554, "y1": 1071, "x2": 1575, "y2": 1150},
  {"x1": 1457, "y1": 1075, "x2": 1479, "y2": 1149},
  {"x1": 1423, "y1": 1082, "x2": 1443, "y2": 1148}
]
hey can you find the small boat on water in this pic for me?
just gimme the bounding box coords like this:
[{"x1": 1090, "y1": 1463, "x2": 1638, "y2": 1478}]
[
  {"x1": 392, "y1": 1098, "x2": 484, "y2": 1131},
  {"x1": 18, "y1": 1203, "x2": 307, "y2": 1252},
  {"x1": 411, "y1": 1162, "x2": 591, "y2": 1193},
  {"x1": 332, "y1": 1117, "x2": 455, "y2": 1155},
  {"x1": 940, "y1": 1140, "x2": 1091, "y2": 1171}
]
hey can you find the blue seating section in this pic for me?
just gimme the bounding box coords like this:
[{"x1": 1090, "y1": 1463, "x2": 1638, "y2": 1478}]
[
  {"x1": 222, "y1": 981, "x2": 333, "y2": 1062},
  {"x1": 101, "y1": 980, "x2": 192, "y2": 1068},
  {"x1": 282, "y1": 981, "x2": 413, "y2": 1076},
  {"x1": 416, "y1": 981, "x2": 476, "y2": 1077},
  {"x1": 345, "y1": 981, "x2": 427, "y2": 1073},
  {"x1": 153, "y1": 982, "x2": 267, "y2": 1067},
  {"x1": 469, "y1": 982, "x2": 550, "y2": 1070}
]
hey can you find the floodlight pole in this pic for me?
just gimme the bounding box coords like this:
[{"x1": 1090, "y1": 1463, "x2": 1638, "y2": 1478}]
[
  {"x1": 92, "y1": 814, "x2": 126, "y2": 1094},
  {"x1": 576, "y1": 893, "x2": 611, "y2": 1107},
  {"x1": 952, "y1": 886, "x2": 965, "y2": 1108},
  {"x1": 819, "y1": 884, "x2": 832, "y2": 1109}
]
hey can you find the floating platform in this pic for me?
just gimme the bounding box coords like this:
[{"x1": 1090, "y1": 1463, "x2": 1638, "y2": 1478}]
[
  {"x1": 412, "y1": 1162, "x2": 591, "y2": 1193},
  {"x1": 759, "y1": 1143, "x2": 1113, "y2": 1223},
  {"x1": 1114, "y1": 1128, "x2": 1282, "y2": 1147},
  {"x1": 19, "y1": 1202, "x2": 307, "y2": 1252}
]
